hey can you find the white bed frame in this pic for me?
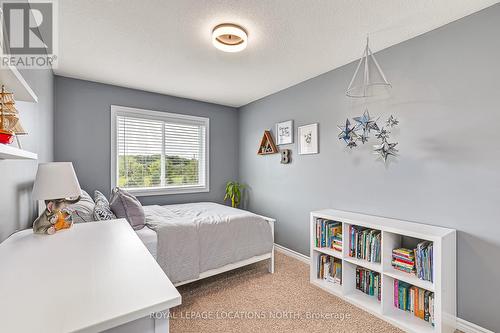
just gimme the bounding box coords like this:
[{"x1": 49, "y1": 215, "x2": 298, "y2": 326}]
[{"x1": 174, "y1": 216, "x2": 275, "y2": 287}]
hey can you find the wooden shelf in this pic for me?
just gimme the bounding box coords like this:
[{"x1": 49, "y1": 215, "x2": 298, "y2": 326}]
[
  {"x1": 310, "y1": 209, "x2": 456, "y2": 333},
  {"x1": 0, "y1": 65, "x2": 38, "y2": 103},
  {"x1": 0, "y1": 144, "x2": 37, "y2": 160},
  {"x1": 257, "y1": 130, "x2": 278, "y2": 155}
]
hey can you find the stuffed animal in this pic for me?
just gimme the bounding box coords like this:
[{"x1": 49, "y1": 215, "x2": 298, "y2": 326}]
[{"x1": 33, "y1": 197, "x2": 80, "y2": 235}]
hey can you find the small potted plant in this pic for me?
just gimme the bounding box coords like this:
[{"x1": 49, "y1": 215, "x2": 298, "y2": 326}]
[{"x1": 224, "y1": 181, "x2": 245, "y2": 208}]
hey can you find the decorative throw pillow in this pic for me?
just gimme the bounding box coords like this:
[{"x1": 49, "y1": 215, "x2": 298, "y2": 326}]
[
  {"x1": 94, "y1": 190, "x2": 110, "y2": 206},
  {"x1": 93, "y1": 205, "x2": 116, "y2": 221},
  {"x1": 109, "y1": 187, "x2": 145, "y2": 230},
  {"x1": 68, "y1": 190, "x2": 95, "y2": 223},
  {"x1": 93, "y1": 190, "x2": 116, "y2": 221}
]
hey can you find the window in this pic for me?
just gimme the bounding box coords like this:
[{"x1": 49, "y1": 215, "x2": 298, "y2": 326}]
[{"x1": 111, "y1": 105, "x2": 209, "y2": 196}]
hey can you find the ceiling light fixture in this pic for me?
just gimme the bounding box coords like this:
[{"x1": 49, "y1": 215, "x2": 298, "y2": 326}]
[{"x1": 212, "y1": 24, "x2": 247, "y2": 53}]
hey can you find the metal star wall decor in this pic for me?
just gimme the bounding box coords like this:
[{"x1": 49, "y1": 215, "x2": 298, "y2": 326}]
[
  {"x1": 347, "y1": 139, "x2": 357, "y2": 149},
  {"x1": 375, "y1": 127, "x2": 390, "y2": 140},
  {"x1": 337, "y1": 119, "x2": 357, "y2": 143},
  {"x1": 386, "y1": 115, "x2": 399, "y2": 127},
  {"x1": 353, "y1": 109, "x2": 379, "y2": 134},
  {"x1": 337, "y1": 112, "x2": 400, "y2": 164},
  {"x1": 359, "y1": 132, "x2": 369, "y2": 144},
  {"x1": 373, "y1": 138, "x2": 398, "y2": 162}
]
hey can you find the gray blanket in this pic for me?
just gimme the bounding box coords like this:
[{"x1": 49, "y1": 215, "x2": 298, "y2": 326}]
[{"x1": 144, "y1": 202, "x2": 273, "y2": 284}]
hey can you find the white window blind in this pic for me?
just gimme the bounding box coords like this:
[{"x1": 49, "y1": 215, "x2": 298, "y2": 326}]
[{"x1": 112, "y1": 106, "x2": 209, "y2": 195}]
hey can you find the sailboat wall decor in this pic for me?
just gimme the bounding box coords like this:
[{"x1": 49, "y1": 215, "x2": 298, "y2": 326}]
[
  {"x1": 346, "y1": 37, "x2": 391, "y2": 98},
  {"x1": 0, "y1": 85, "x2": 27, "y2": 145}
]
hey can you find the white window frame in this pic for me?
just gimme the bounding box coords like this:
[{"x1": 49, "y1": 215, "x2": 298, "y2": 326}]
[{"x1": 111, "y1": 105, "x2": 210, "y2": 196}]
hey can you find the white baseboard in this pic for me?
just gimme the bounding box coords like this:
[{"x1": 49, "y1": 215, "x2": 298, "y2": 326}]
[
  {"x1": 274, "y1": 243, "x2": 309, "y2": 264},
  {"x1": 274, "y1": 243, "x2": 492, "y2": 333},
  {"x1": 456, "y1": 318, "x2": 494, "y2": 333}
]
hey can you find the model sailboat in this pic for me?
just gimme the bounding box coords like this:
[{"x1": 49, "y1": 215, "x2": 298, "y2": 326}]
[{"x1": 0, "y1": 85, "x2": 27, "y2": 145}]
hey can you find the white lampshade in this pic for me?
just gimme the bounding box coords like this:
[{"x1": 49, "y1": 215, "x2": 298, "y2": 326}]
[{"x1": 32, "y1": 162, "x2": 81, "y2": 200}]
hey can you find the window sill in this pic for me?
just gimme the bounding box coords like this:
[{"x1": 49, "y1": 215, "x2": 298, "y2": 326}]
[{"x1": 124, "y1": 186, "x2": 210, "y2": 197}]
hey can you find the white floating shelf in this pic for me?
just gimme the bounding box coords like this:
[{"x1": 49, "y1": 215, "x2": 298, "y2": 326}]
[
  {"x1": 0, "y1": 144, "x2": 37, "y2": 160},
  {"x1": 0, "y1": 65, "x2": 38, "y2": 103}
]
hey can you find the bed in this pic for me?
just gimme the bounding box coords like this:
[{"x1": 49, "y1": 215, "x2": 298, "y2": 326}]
[{"x1": 135, "y1": 202, "x2": 275, "y2": 286}]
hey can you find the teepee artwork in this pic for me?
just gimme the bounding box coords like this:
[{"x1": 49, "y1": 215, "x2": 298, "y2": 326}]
[{"x1": 257, "y1": 130, "x2": 279, "y2": 155}]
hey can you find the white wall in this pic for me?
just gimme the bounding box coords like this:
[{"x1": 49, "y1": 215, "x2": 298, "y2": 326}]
[{"x1": 0, "y1": 68, "x2": 54, "y2": 241}]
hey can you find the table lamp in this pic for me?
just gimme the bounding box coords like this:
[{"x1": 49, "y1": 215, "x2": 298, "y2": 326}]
[{"x1": 32, "y1": 162, "x2": 81, "y2": 235}]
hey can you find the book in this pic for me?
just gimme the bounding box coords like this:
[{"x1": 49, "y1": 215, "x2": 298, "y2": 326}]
[
  {"x1": 315, "y1": 219, "x2": 342, "y2": 251},
  {"x1": 317, "y1": 253, "x2": 342, "y2": 285},
  {"x1": 349, "y1": 225, "x2": 381, "y2": 263},
  {"x1": 392, "y1": 242, "x2": 433, "y2": 283},
  {"x1": 392, "y1": 248, "x2": 416, "y2": 274},
  {"x1": 415, "y1": 241, "x2": 433, "y2": 282},
  {"x1": 355, "y1": 266, "x2": 381, "y2": 301},
  {"x1": 393, "y1": 279, "x2": 434, "y2": 324},
  {"x1": 394, "y1": 279, "x2": 399, "y2": 307}
]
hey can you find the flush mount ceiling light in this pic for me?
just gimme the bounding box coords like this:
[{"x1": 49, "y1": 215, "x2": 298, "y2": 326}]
[{"x1": 212, "y1": 24, "x2": 247, "y2": 53}]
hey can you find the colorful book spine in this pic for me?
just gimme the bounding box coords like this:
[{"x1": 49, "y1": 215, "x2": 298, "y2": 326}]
[
  {"x1": 315, "y1": 219, "x2": 342, "y2": 251},
  {"x1": 349, "y1": 225, "x2": 381, "y2": 263},
  {"x1": 355, "y1": 266, "x2": 381, "y2": 301},
  {"x1": 392, "y1": 247, "x2": 416, "y2": 275},
  {"x1": 393, "y1": 279, "x2": 434, "y2": 326},
  {"x1": 415, "y1": 241, "x2": 433, "y2": 282},
  {"x1": 317, "y1": 254, "x2": 342, "y2": 285},
  {"x1": 392, "y1": 242, "x2": 433, "y2": 283}
]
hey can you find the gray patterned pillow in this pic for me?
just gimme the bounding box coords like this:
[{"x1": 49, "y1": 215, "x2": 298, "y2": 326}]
[
  {"x1": 109, "y1": 187, "x2": 145, "y2": 230},
  {"x1": 93, "y1": 190, "x2": 116, "y2": 221},
  {"x1": 94, "y1": 190, "x2": 110, "y2": 206},
  {"x1": 69, "y1": 190, "x2": 95, "y2": 223}
]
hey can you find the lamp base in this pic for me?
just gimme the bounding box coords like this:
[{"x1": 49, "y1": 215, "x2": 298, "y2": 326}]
[{"x1": 32, "y1": 198, "x2": 78, "y2": 235}]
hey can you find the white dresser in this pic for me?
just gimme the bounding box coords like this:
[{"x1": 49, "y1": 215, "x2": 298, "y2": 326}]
[{"x1": 0, "y1": 219, "x2": 181, "y2": 333}]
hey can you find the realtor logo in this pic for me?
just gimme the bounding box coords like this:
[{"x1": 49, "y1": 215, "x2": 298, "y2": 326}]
[{"x1": 1, "y1": 0, "x2": 57, "y2": 68}]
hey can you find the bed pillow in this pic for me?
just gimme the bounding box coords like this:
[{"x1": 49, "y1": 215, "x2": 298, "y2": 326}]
[
  {"x1": 93, "y1": 190, "x2": 116, "y2": 221},
  {"x1": 109, "y1": 187, "x2": 145, "y2": 230},
  {"x1": 68, "y1": 190, "x2": 95, "y2": 223}
]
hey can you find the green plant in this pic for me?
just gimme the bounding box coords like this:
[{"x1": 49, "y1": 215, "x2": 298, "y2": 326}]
[{"x1": 224, "y1": 181, "x2": 245, "y2": 208}]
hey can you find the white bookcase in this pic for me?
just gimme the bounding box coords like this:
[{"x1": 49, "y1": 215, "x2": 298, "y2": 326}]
[{"x1": 310, "y1": 209, "x2": 456, "y2": 333}]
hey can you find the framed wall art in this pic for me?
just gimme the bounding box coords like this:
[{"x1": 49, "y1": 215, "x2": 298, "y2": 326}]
[
  {"x1": 298, "y1": 123, "x2": 318, "y2": 155},
  {"x1": 276, "y1": 120, "x2": 293, "y2": 145}
]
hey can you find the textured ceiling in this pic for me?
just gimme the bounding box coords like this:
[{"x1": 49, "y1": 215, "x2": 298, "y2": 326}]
[{"x1": 55, "y1": 0, "x2": 499, "y2": 107}]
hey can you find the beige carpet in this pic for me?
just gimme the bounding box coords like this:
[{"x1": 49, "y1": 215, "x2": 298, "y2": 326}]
[{"x1": 170, "y1": 252, "x2": 407, "y2": 333}]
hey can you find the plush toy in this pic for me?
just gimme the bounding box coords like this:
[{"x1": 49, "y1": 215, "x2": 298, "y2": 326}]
[{"x1": 33, "y1": 198, "x2": 79, "y2": 235}]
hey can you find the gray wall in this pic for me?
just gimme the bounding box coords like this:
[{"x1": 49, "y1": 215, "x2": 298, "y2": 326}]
[
  {"x1": 0, "y1": 68, "x2": 54, "y2": 241},
  {"x1": 239, "y1": 5, "x2": 500, "y2": 332},
  {"x1": 54, "y1": 76, "x2": 238, "y2": 206}
]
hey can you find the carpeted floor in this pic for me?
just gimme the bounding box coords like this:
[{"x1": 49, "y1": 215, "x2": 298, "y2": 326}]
[{"x1": 170, "y1": 251, "x2": 406, "y2": 333}]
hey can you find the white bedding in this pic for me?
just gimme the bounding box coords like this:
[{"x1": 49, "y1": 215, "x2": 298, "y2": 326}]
[{"x1": 140, "y1": 202, "x2": 273, "y2": 284}]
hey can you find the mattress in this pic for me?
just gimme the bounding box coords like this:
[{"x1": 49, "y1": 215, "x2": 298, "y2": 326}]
[
  {"x1": 142, "y1": 202, "x2": 273, "y2": 283},
  {"x1": 135, "y1": 227, "x2": 157, "y2": 259}
]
